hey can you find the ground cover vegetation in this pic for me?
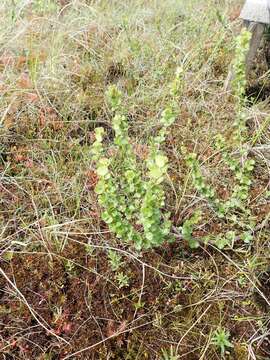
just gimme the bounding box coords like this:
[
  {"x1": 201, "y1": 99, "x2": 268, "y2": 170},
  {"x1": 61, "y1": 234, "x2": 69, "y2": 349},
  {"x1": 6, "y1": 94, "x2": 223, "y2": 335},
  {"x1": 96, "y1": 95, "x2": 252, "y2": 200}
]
[{"x1": 0, "y1": 0, "x2": 269, "y2": 359}]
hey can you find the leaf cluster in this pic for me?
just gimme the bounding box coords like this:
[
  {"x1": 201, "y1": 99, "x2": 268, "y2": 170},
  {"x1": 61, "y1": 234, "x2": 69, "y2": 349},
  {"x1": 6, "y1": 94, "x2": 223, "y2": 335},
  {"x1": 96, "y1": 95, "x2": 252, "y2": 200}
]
[
  {"x1": 183, "y1": 30, "x2": 256, "y2": 249},
  {"x1": 91, "y1": 68, "x2": 183, "y2": 250}
]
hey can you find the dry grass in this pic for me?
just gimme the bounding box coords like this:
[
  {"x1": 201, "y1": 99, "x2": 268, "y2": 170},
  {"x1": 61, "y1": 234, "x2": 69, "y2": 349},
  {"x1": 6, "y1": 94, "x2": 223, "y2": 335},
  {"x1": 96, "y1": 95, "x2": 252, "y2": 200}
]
[{"x1": 0, "y1": 0, "x2": 270, "y2": 359}]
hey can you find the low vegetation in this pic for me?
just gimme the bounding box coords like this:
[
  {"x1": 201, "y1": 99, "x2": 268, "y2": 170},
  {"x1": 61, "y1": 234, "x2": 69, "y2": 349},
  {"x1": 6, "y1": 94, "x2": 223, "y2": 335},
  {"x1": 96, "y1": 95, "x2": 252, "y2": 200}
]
[{"x1": 0, "y1": 0, "x2": 269, "y2": 359}]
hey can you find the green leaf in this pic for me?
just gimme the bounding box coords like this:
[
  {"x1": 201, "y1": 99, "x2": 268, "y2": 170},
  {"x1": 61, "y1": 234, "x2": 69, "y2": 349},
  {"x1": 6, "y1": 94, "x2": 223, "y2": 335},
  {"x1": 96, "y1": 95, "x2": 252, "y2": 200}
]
[
  {"x1": 149, "y1": 166, "x2": 163, "y2": 179},
  {"x1": 160, "y1": 107, "x2": 176, "y2": 126},
  {"x1": 3, "y1": 251, "x2": 14, "y2": 261},
  {"x1": 95, "y1": 127, "x2": 104, "y2": 142},
  {"x1": 226, "y1": 231, "x2": 236, "y2": 241},
  {"x1": 97, "y1": 166, "x2": 109, "y2": 176},
  {"x1": 155, "y1": 155, "x2": 167, "y2": 168},
  {"x1": 242, "y1": 232, "x2": 253, "y2": 244},
  {"x1": 188, "y1": 238, "x2": 200, "y2": 249},
  {"x1": 215, "y1": 236, "x2": 230, "y2": 250}
]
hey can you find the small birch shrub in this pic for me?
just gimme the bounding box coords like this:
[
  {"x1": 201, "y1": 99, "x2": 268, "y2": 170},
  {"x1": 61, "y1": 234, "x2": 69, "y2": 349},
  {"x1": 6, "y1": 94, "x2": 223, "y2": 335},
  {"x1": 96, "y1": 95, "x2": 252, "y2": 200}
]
[
  {"x1": 91, "y1": 68, "x2": 183, "y2": 250},
  {"x1": 183, "y1": 29, "x2": 255, "y2": 249}
]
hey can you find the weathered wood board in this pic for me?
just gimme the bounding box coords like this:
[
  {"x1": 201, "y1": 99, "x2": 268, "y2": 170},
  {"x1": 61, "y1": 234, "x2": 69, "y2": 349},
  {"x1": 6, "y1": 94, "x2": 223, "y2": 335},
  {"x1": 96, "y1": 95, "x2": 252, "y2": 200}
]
[
  {"x1": 224, "y1": 1, "x2": 270, "y2": 90},
  {"x1": 240, "y1": 0, "x2": 270, "y2": 24}
]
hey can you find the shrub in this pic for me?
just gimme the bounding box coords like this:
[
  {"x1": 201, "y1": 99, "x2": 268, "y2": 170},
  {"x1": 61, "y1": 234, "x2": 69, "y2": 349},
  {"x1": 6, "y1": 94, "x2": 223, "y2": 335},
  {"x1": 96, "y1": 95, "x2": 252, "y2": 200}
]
[
  {"x1": 91, "y1": 68, "x2": 183, "y2": 250},
  {"x1": 183, "y1": 29, "x2": 255, "y2": 249}
]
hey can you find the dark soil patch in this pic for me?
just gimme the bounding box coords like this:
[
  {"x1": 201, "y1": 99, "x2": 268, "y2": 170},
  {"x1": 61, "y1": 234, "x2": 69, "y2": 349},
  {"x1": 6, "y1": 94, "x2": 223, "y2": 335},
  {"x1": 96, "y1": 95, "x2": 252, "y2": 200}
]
[
  {"x1": 246, "y1": 83, "x2": 270, "y2": 103},
  {"x1": 105, "y1": 62, "x2": 126, "y2": 84},
  {"x1": 0, "y1": 242, "x2": 188, "y2": 359},
  {"x1": 254, "y1": 269, "x2": 270, "y2": 311},
  {"x1": 0, "y1": 238, "x2": 269, "y2": 359}
]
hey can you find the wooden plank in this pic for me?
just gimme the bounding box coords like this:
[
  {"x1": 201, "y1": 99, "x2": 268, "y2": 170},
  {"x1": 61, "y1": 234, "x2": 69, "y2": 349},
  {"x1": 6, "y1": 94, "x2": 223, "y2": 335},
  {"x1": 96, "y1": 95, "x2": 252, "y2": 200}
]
[
  {"x1": 245, "y1": 22, "x2": 265, "y2": 73},
  {"x1": 240, "y1": 0, "x2": 270, "y2": 24}
]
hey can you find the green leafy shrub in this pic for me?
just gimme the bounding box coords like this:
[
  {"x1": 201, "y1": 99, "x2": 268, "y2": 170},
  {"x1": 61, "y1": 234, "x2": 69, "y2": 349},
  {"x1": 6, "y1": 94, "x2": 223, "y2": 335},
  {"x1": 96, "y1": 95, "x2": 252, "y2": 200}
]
[
  {"x1": 180, "y1": 210, "x2": 202, "y2": 249},
  {"x1": 183, "y1": 29, "x2": 255, "y2": 249},
  {"x1": 91, "y1": 68, "x2": 183, "y2": 250}
]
